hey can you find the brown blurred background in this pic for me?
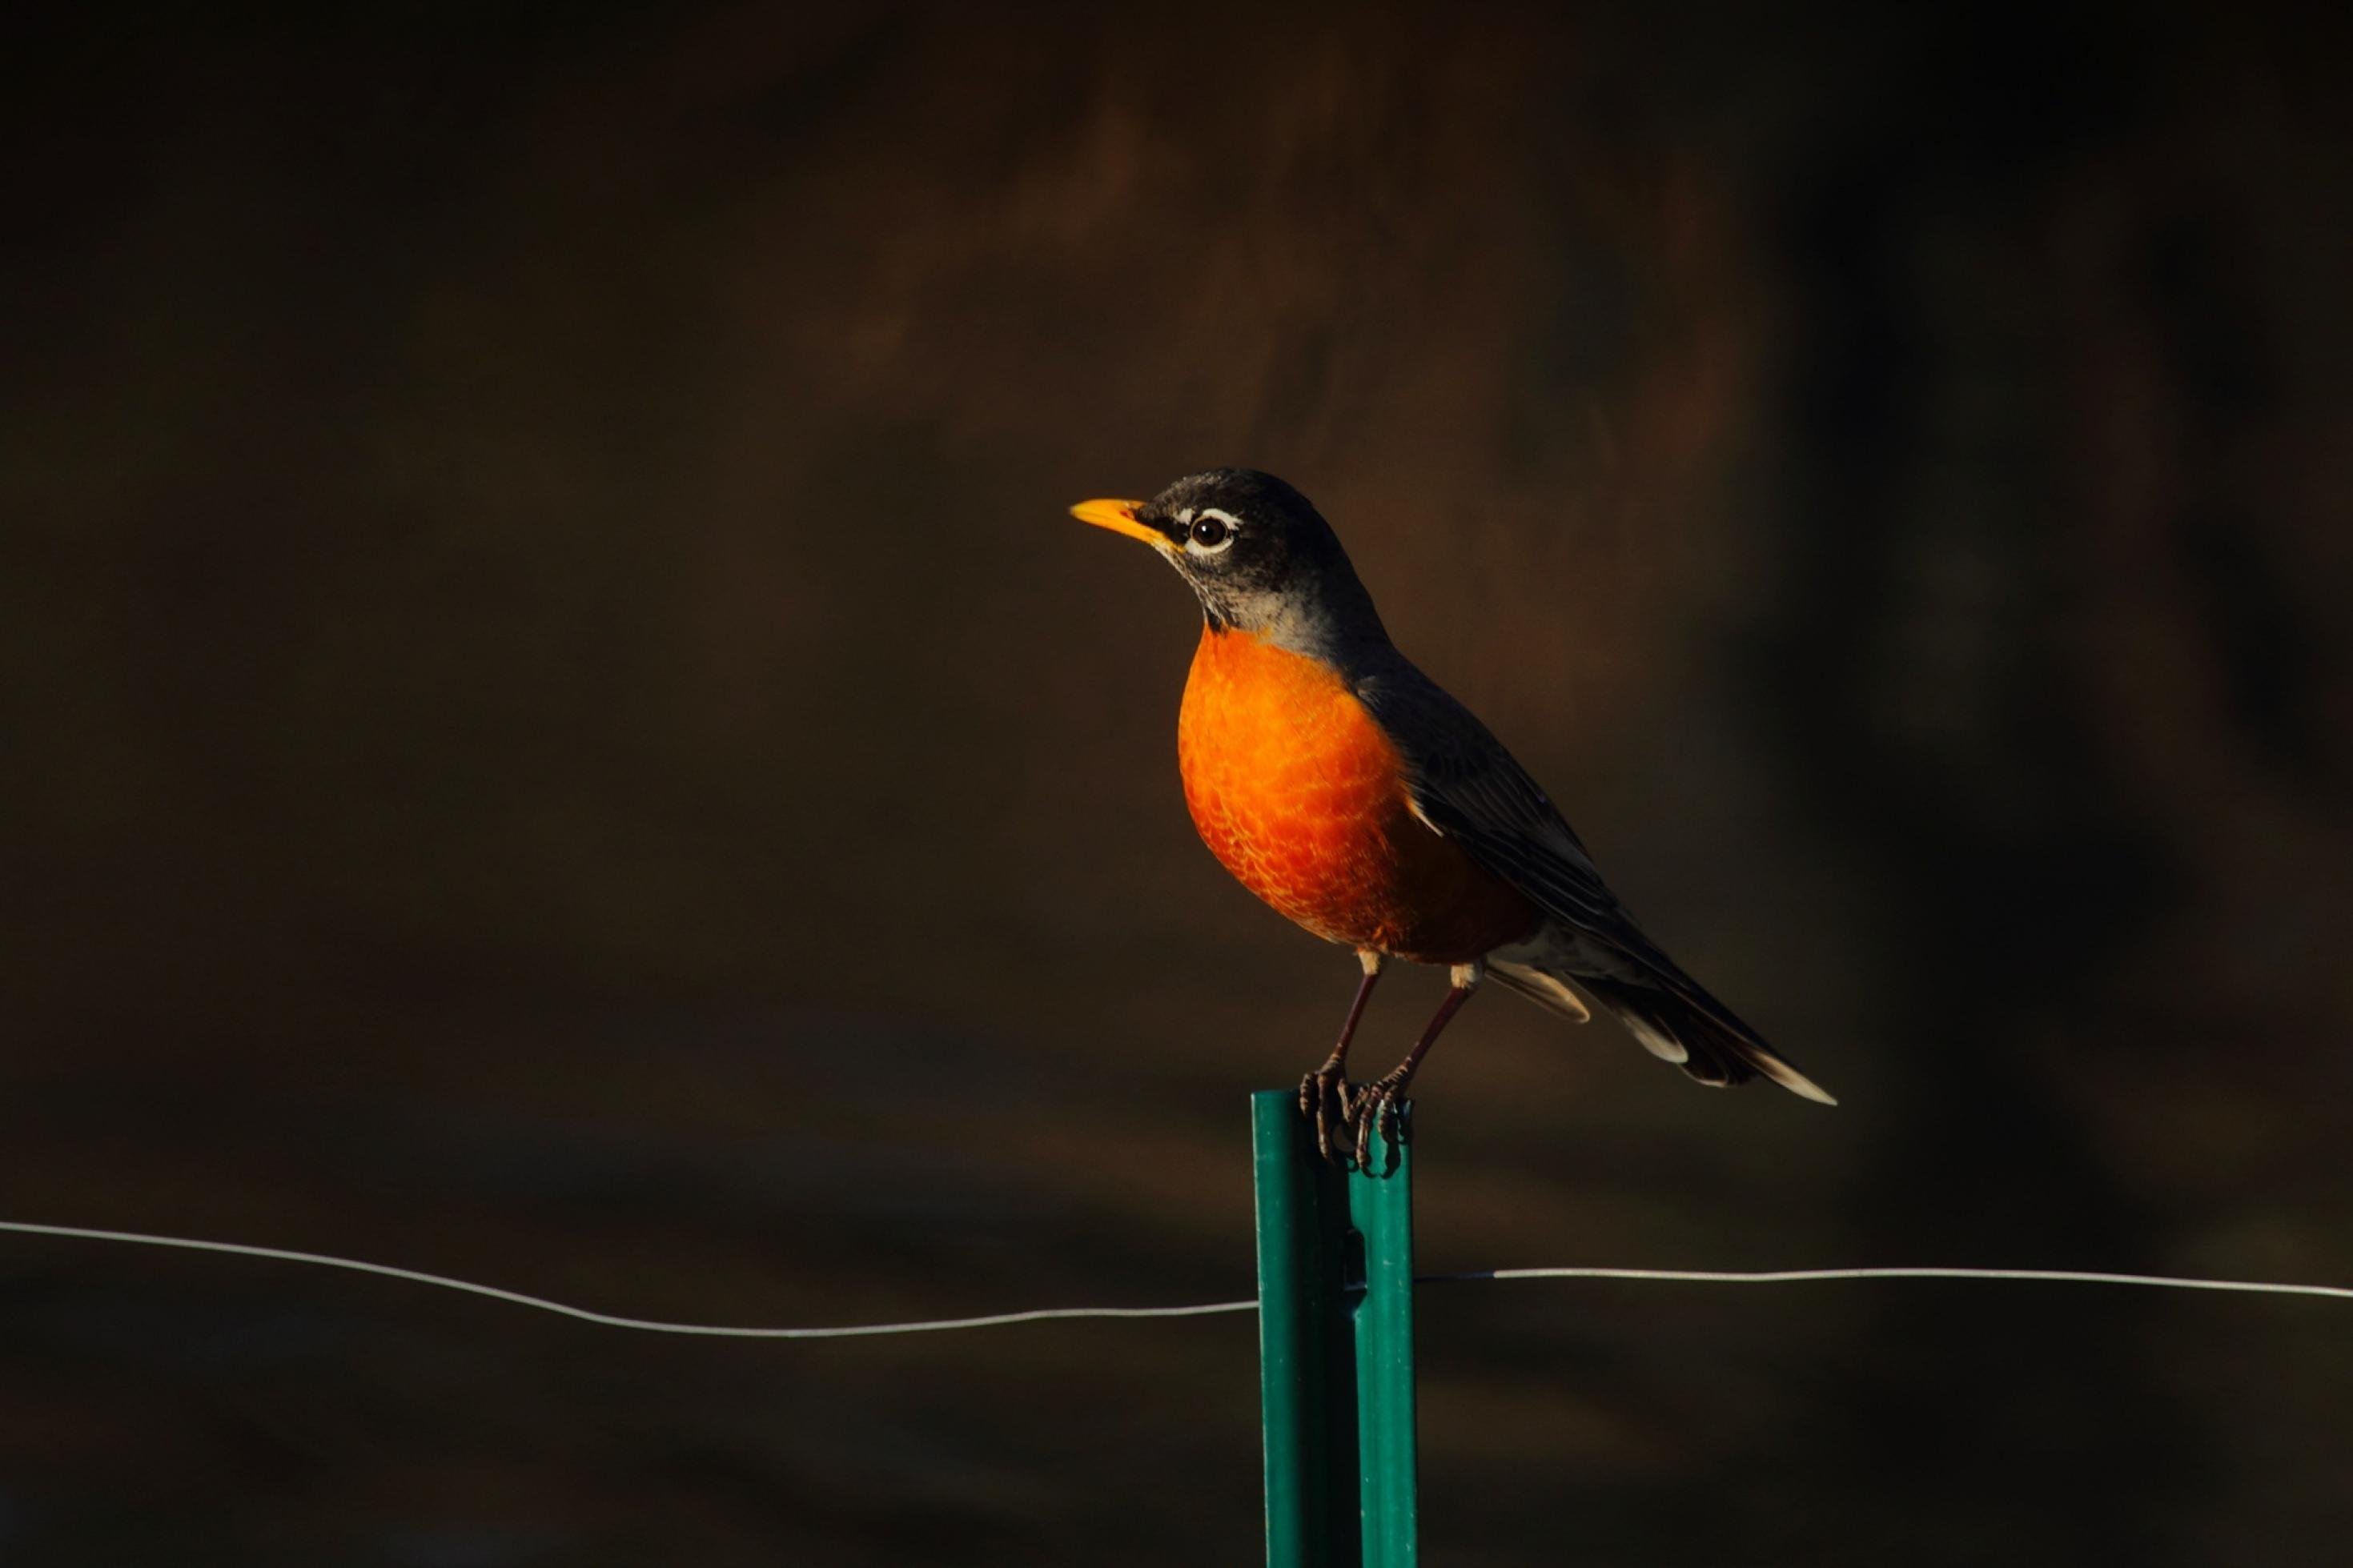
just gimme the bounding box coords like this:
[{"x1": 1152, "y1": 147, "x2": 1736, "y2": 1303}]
[{"x1": 5, "y1": 2, "x2": 2351, "y2": 1563}]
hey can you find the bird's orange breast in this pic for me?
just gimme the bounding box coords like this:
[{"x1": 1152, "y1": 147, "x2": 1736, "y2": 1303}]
[{"x1": 1175, "y1": 628, "x2": 1537, "y2": 964}]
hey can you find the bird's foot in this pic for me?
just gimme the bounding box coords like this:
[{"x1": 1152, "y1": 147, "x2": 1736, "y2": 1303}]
[
  {"x1": 1297, "y1": 1056, "x2": 1358, "y2": 1165},
  {"x1": 1350, "y1": 1073, "x2": 1413, "y2": 1175}
]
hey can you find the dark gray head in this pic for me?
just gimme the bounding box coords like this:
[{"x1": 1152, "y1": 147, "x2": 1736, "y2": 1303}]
[{"x1": 1070, "y1": 468, "x2": 1388, "y2": 656}]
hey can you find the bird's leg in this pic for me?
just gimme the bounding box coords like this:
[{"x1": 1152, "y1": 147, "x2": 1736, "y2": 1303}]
[
  {"x1": 1299, "y1": 950, "x2": 1383, "y2": 1164},
  {"x1": 1354, "y1": 959, "x2": 1482, "y2": 1173}
]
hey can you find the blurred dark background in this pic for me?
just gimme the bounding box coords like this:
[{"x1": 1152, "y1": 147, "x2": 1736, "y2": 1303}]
[{"x1": 5, "y1": 3, "x2": 2351, "y2": 1563}]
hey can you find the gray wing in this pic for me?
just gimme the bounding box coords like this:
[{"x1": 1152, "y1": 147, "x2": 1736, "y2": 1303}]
[
  {"x1": 1356, "y1": 657, "x2": 1837, "y2": 1104},
  {"x1": 1353, "y1": 660, "x2": 1696, "y2": 988}
]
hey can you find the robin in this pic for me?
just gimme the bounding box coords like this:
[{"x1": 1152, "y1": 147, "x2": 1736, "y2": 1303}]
[{"x1": 1074, "y1": 468, "x2": 1833, "y2": 1168}]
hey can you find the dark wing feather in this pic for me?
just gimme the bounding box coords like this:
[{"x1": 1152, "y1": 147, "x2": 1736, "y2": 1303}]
[
  {"x1": 1355, "y1": 656, "x2": 1835, "y2": 1104},
  {"x1": 1354, "y1": 659, "x2": 1680, "y2": 979}
]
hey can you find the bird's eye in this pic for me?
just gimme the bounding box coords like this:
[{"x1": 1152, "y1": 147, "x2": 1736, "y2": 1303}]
[{"x1": 1189, "y1": 515, "x2": 1231, "y2": 549}]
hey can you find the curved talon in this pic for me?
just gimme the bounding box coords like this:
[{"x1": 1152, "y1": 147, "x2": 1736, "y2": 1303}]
[
  {"x1": 1351, "y1": 1081, "x2": 1409, "y2": 1174},
  {"x1": 1297, "y1": 1063, "x2": 1357, "y2": 1166}
]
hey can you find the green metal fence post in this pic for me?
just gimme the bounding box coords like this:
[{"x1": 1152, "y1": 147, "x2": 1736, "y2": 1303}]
[
  {"x1": 1252, "y1": 1090, "x2": 1419, "y2": 1567},
  {"x1": 1253, "y1": 1092, "x2": 1358, "y2": 1566},
  {"x1": 1347, "y1": 1111, "x2": 1419, "y2": 1567}
]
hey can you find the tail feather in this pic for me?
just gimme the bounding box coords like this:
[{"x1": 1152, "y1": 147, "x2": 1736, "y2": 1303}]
[
  {"x1": 1487, "y1": 960, "x2": 1593, "y2": 1025},
  {"x1": 1577, "y1": 974, "x2": 1837, "y2": 1106}
]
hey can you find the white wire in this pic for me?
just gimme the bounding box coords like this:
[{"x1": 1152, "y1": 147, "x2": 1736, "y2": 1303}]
[
  {"x1": 2, "y1": 1218, "x2": 2347, "y2": 1339},
  {"x1": 0, "y1": 1221, "x2": 1255, "y2": 1338},
  {"x1": 1418, "y1": 1265, "x2": 2353, "y2": 1301}
]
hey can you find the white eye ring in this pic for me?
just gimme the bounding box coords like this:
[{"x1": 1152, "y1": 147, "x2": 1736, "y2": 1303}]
[{"x1": 1187, "y1": 507, "x2": 1240, "y2": 553}]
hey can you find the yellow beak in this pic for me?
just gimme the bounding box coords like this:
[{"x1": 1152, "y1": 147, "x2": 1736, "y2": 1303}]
[{"x1": 1069, "y1": 497, "x2": 1168, "y2": 550}]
